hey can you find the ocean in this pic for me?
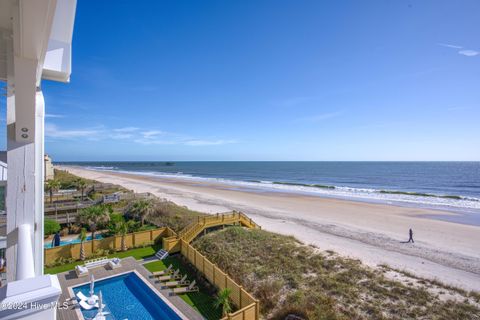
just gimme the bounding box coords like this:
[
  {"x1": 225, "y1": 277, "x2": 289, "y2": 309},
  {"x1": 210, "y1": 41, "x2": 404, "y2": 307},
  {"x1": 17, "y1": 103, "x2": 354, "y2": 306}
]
[{"x1": 60, "y1": 161, "x2": 480, "y2": 216}]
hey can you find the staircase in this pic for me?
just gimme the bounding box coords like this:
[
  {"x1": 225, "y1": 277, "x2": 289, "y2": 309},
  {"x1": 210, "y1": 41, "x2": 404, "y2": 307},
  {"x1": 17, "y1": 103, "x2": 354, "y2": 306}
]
[
  {"x1": 180, "y1": 211, "x2": 261, "y2": 243},
  {"x1": 163, "y1": 211, "x2": 262, "y2": 253},
  {"x1": 155, "y1": 249, "x2": 169, "y2": 260}
]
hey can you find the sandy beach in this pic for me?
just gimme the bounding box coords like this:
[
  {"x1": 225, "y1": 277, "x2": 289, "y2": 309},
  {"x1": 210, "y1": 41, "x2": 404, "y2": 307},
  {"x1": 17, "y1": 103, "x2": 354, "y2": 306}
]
[{"x1": 60, "y1": 166, "x2": 480, "y2": 292}]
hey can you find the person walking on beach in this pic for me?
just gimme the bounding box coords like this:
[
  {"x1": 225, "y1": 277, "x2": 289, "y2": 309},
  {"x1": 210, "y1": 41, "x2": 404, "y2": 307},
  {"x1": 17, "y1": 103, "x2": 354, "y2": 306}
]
[{"x1": 407, "y1": 228, "x2": 414, "y2": 243}]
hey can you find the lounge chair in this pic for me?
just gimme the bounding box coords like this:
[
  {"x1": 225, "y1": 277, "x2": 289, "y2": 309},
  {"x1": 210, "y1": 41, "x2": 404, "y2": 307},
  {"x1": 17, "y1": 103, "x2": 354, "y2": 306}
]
[
  {"x1": 107, "y1": 257, "x2": 121, "y2": 269},
  {"x1": 152, "y1": 264, "x2": 173, "y2": 277},
  {"x1": 173, "y1": 280, "x2": 199, "y2": 294},
  {"x1": 76, "y1": 291, "x2": 98, "y2": 302},
  {"x1": 75, "y1": 265, "x2": 89, "y2": 278},
  {"x1": 79, "y1": 300, "x2": 105, "y2": 310},
  {"x1": 164, "y1": 275, "x2": 189, "y2": 288},
  {"x1": 157, "y1": 269, "x2": 181, "y2": 282},
  {"x1": 76, "y1": 291, "x2": 88, "y2": 301}
]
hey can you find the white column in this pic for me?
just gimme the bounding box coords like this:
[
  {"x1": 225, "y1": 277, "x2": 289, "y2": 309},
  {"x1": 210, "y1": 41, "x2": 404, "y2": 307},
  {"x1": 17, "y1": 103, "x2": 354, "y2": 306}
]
[
  {"x1": 6, "y1": 55, "x2": 44, "y2": 281},
  {"x1": 34, "y1": 89, "x2": 45, "y2": 276}
]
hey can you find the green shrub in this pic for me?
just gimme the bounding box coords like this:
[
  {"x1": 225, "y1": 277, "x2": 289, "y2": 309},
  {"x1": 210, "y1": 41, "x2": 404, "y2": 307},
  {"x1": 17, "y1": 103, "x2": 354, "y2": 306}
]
[
  {"x1": 44, "y1": 219, "x2": 61, "y2": 235},
  {"x1": 106, "y1": 213, "x2": 125, "y2": 234},
  {"x1": 45, "y1": 256, "x2": 75, "y2": 268},
  {"x1": 136, "y1": 224, "x2": 157, "y2": 232},
  {"x1": 92, "y1": 249, "x2": 112, "y2": 258}
]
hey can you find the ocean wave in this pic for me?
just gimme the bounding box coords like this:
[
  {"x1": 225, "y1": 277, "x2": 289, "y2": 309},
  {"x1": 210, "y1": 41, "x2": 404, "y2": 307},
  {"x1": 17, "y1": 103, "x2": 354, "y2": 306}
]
[
  {"x1": 85, "y1": 165, "x2": 119, "y2": 171},
  {"x1": 377, "y1": 190, "x2": 477, "y2": 201},
  {"x1": 84, "y1": 166, "x2": 480, "y2": 211},
  {"x1": 272, "y1": 181, "x2": 336, "y2": 189}
]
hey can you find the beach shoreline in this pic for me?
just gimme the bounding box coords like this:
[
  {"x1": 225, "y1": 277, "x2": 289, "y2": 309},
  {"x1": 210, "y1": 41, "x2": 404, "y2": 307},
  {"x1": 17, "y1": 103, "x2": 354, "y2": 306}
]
[{"x1": 58, "y1": 165, "x2": 480, "y2": 292}]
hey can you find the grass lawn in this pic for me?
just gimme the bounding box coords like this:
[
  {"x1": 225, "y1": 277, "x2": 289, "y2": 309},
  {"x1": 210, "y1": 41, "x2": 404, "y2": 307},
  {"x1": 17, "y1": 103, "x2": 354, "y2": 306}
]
[
  {"x1": 144, "y1": 256, "x2": 223, "y2": 320},
  {"x1": 44, "y1": 246, "x2": 158, "y2": 274}
]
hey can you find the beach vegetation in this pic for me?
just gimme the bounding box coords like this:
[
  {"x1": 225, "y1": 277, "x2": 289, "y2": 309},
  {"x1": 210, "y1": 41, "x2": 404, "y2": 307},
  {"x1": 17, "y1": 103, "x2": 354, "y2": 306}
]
[
  {"x1": 54, "y1": 169, "x2": 94, "y2": 189},
  {"x1": 74, "y1": 178, "x2": 88, "y2": 201},
  {"x1": 213, "y1": 288, "x2": 233, "y2": 317},
  {"x1": 77, "y1": 205, "x2": 110, "y2": 240},
  {"x1": 194, "y1": 227, "x2": 480, "y2": 320},
  {"x1": 79, "y1": 228, "x2": 87, "y2": 260},
  {"x1": 45, "y1": 179, "x2": 61, "y2": 203},
  {"x1": 44, "y1": 218, "x2": 61, "y2": 235},
  {"x1": 128, "y1": 199, "x2": 155, "y2": 226},
  {"x1": 107, "y1": 212, "x2": 125, "y2": 232},
  {"x1": 114, "y1": 220, "x2": 135, "y2": 251},
  {"x1": 146, "y1": 200, "x2": 206, "y2": 232}
]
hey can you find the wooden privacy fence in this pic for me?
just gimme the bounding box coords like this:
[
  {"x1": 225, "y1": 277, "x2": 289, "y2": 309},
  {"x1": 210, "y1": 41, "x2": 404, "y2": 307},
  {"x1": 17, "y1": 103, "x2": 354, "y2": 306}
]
[
  {"x1": 44, "y1": 227, "x2": 175, "y2": 263},
  {"x1": 180, "y1": 239, "x2": 259, "y2": 320}
]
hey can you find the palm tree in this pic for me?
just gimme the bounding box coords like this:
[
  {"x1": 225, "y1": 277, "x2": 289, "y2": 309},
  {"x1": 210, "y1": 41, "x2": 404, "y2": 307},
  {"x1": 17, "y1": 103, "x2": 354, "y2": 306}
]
[
  {"x1": 115, "y1": 220, "x2": 134, "y2": 251},
  {"x1": 45, "y1": 179, "x2": 61, "y2": 204},
  {"x1": 130, "y1": 199, "x2": 155, "y2": 226},
  {"x1": 79, "y1": 228, "x2": 87, "y2": 260},
  {"x1": 213, "y1": 288, "x2": 232, "y2": 317},
  {"x1": 75, "y1": 178, "x2": 88, "y2": 201},
  {"x1": 77, "y1": 205, "x2": 110, "y2": 240}
]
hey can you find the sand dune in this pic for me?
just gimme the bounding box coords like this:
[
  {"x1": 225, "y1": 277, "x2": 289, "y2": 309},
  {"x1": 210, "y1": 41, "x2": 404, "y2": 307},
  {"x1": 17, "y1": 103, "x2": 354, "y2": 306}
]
[{"x1": 59, "y1": 165, "x2": 480, "y2": 292}]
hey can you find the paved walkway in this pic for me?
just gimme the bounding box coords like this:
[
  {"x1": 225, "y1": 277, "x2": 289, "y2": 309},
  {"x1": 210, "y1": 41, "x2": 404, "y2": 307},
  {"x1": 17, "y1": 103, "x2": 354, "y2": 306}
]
[{"x1": 56, "y1": 257, "x2": 204, "y2": 320}]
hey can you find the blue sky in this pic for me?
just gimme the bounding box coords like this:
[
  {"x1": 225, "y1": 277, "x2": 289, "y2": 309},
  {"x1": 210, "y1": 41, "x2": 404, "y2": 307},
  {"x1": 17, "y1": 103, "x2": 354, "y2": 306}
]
[{"x1": 3, "y1": 0, "x2": 480, "y2": 161}]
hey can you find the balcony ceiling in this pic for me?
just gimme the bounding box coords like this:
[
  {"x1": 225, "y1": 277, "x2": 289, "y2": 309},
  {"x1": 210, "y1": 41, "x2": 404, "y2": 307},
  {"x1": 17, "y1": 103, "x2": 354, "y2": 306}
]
[{"x1": 0, "y1": 0, "x2": 76, "y2": 83}]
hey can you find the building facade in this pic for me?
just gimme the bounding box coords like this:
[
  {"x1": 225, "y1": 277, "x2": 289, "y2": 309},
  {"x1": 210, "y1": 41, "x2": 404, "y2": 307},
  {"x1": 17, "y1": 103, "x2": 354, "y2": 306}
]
[{"x1": 44, "y1": 154, "x2": 54, "y2": 181}]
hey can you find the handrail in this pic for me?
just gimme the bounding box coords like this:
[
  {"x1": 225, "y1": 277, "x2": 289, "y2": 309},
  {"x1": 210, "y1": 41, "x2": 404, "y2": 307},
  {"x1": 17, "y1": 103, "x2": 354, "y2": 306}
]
[{"x1": 176, "y1": 211, "x2": 261, "y2": 244}]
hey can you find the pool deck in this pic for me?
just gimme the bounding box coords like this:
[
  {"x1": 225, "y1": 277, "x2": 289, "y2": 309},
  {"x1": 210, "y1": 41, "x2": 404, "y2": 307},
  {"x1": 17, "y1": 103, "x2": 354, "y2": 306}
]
[{"x1": 55, "y1": 256, "x2": 205, "y2": 320}]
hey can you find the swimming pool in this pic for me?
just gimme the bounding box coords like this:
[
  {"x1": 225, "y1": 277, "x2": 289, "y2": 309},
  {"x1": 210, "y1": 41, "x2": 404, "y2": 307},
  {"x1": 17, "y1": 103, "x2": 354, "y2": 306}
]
[
  {"x1": 72, "y1": 271, "x2": 185, "y2": 320},
  {"x1": 44, "y1": 234, "x2": 103, "y2": 248}
]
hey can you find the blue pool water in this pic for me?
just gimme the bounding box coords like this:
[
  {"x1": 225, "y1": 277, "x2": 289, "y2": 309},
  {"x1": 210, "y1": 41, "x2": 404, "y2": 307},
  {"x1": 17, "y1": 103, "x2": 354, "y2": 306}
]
[
  {"x1": 44, "y1": 234, "x2": 104, "y2": 248},
  {"x1": 73, "y1": 272, "x2": 182, "y2": 320}
]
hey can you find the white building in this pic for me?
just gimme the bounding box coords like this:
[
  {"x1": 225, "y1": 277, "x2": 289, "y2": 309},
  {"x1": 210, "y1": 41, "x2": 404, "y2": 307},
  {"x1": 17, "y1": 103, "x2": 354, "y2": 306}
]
[
  {"x1": 0, "y1": 0, "x2": 77, "y2": 319},
  {"x1": 45, "y1": 154, "x2": 54, "y2": 181}
]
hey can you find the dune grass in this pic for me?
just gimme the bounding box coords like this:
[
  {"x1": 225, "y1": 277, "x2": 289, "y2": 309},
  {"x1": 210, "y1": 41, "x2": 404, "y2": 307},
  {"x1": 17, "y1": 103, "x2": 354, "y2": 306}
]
[
  {"x1": 146, "y1": 201, "x2": 207, "y2": 232},
  {"x1": 54, "y1": 169, "x2": 96, "y2": 189},
  {"x1": 193, "y1": 227, "x2": 480, "y2": 320},
  {"x1": 144, "y1": 256, "x2": 223, "y2": 320}
]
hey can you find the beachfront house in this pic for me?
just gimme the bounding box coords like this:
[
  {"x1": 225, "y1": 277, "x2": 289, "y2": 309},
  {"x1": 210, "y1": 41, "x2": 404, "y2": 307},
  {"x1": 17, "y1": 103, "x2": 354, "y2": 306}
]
[{"x1": 0, "y1": 0, "x2": 76, "y2": 319}]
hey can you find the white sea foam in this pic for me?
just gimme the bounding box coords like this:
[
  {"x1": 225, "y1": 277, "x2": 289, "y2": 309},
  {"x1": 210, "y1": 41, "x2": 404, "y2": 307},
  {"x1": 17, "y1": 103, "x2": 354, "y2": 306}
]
[{"x1": 85, "y1": 165, "x2": 119, "y2": 171}]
